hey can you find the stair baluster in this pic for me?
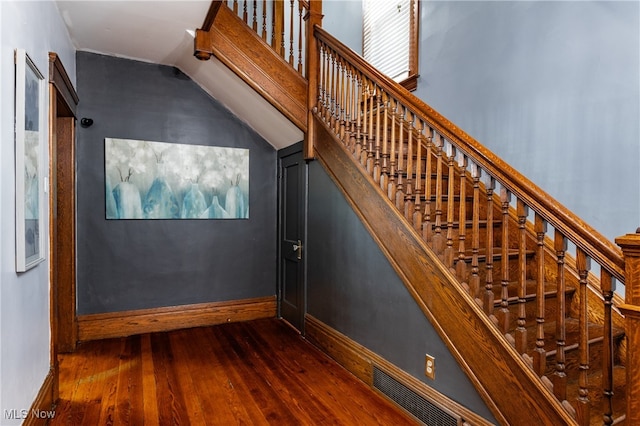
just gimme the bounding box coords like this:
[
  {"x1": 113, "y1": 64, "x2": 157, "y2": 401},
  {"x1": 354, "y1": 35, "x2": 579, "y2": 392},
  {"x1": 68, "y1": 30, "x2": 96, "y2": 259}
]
[
  {"x1": 515, "y1": 199, "x2": 529, "y2": 355},
  {"x1": 499, "y1": 188, "x2": 512, "y2": 335},
  {"x1": 601, "y1": 269, "x2": 614, "y2": 426},
  {"x1": 469, "y1": 164, "x2": 481, "y2": 301},
  {"x1": 297, "y1": 1, "x2": 303, "y2": 73},
  {"x1": 412, "y1": 120, "x2": 424, "y2": 231},
  {"x1": 262, "y1": 0, "x2": 267, "y2": 41},
  {"x1": 422, "y1": 128, "x2": 434, "y2": 243},
  {"x1": 395, "y1": 107, "x2": 405, "y2": 211},
  {"x1": 576, "y1": 248, "x2": 592, "y2": 425},
  {"x1": 372, "y1": 87, "x2": 382, "y2": 183},
  {"x1": 289, "y1": 0, "x2": 295, "y2": 66},
  {"x1": 354, "y1": 70, "x2": 363, "y2": 161},
  {"x1": 379, "y1": 93, "x2": 390, "y2": 192},
  {"x1": 533, "y1": 213, "x2": 548, "y2": 376},
  {"x1": 553, "y1": 230, "x2": 568, "y2": 401},
  {"x1": 253, "y1": 0, "x2": 258, "y2": 31},
  {"x1": 483, "y1": 176, "x2": 496, "y2": 316},
  {"x1": 432, "y1": 134, "x2": 445, "y2": 255},
  {"x1": 444, "y1": 144, "x2": 456, "y2": 268},
  {"x1": 455, "y1": 153, "x2": 468, "y2": 283},
  {"x1": 404, "y1": 111, "x2": 415, "y2": 221},
  {"x1": 336, "y1": 57, "x2": 345, "y2": 138},
  {"x1": 387, "y1": 99, "x2": 397, "y2": 202}
]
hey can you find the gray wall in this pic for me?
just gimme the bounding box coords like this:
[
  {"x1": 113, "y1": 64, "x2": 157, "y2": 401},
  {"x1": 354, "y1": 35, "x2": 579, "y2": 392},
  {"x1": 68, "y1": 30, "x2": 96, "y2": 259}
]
[
  {"x1": 323, "y1": 1, "x2": 639, "y2": 241},
  {"x1": 76, "y1": 52, "x2": 277, "y2": 315},
  {"x1": 307, "y1": 161, "x2": 496, "y2": 422}
]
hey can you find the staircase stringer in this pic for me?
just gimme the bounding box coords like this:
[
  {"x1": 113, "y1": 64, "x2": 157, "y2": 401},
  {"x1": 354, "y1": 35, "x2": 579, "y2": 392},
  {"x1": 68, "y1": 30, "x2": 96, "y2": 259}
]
[{"x1": 312, "y1": 115, "x2": 576, "y2": 426}]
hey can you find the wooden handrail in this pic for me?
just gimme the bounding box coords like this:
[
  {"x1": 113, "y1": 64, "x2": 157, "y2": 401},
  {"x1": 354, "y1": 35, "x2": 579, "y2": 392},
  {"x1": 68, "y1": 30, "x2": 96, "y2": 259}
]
[{"x1": 313, "y1": 25, "x2": 625, "y2": 283}]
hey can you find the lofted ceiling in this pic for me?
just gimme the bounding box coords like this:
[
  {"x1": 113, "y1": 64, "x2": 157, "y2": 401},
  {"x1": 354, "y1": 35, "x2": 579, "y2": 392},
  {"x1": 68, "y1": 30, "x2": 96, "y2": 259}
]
[{"x1": 55, "y1": 0, "x2": 303, "y2": 150}]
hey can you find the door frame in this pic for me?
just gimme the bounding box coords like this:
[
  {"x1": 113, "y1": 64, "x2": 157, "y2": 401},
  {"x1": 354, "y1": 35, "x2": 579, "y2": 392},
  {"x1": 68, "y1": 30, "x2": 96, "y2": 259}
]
[
  {"x1": 48, "y1": 53, "x2": 78, "y2": 400},
  {"x1": 277, "y1": 142, "x2": 308, "y2": 333}
]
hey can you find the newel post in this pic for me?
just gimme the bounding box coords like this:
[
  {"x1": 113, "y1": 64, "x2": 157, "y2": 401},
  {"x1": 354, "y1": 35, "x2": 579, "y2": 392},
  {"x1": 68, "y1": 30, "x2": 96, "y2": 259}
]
[
  {"x1": 615, "y1": 228, "x2": 640, "y2": 425},
  {"x1": 304, "y1": 0, "x2": 323, "y2": 160}
]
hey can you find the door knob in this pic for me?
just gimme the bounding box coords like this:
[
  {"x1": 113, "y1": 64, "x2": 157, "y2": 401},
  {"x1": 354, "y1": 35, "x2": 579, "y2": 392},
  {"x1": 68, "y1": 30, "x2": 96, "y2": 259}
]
[{"x1": 293, "y1": 240, "x2": 302, "y2": 260}]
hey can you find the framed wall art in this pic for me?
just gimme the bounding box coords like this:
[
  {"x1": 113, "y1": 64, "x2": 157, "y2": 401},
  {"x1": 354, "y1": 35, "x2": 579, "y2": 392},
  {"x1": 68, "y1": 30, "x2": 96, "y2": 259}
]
[
  {"x1": 105, "y1": 138, "x2": 249, "y2": 220},
  {"x1": 15, "y1": 49, "x2": 46, "y2": 272}
]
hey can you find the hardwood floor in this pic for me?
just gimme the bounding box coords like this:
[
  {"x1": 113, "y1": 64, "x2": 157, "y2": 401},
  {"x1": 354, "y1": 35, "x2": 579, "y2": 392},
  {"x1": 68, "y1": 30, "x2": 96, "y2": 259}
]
[{"x1": 51, "y1": 318, "x2": 420, "y2": 425}]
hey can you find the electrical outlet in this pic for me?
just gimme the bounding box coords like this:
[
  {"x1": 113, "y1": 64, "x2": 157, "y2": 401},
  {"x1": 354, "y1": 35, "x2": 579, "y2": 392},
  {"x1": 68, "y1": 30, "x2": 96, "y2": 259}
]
[{"x1": 425, "y1": 354, "x2": 435, "y2": 379}]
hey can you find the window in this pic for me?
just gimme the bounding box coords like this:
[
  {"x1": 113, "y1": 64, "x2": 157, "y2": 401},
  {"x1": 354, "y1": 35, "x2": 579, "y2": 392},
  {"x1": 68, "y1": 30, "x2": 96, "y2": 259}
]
[{"x1": 363, "y1": 0, "x2": 420, "y2": 91}]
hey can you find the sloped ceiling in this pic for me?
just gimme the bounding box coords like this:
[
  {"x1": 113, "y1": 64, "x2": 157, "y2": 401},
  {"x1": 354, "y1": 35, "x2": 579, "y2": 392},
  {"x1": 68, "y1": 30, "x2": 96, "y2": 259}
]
[{"x1": 55, "y1": 0, "x2": 303, "y2": 150}]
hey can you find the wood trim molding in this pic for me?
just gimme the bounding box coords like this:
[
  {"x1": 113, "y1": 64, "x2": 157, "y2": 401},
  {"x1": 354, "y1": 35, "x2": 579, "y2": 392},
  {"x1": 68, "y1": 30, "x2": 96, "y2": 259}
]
[
  {"x1": 77, "y1": 296, "x2": 277, "y2": 341},
  {"x1": 23, "y1": 368, "x2": 55, "y2": 426},
  {"x1": 305, "y1": 315, "x2": 494, "y2": 426},
  {"x1": 48, "y1": 53, "x2": 78, "y2": 118}
]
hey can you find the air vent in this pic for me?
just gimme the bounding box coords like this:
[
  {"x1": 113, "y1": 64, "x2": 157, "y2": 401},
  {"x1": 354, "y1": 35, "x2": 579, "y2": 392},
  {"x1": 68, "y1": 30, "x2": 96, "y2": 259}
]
[{"x1": 372, "y1": 366, "x2": 462, "y2": 426}]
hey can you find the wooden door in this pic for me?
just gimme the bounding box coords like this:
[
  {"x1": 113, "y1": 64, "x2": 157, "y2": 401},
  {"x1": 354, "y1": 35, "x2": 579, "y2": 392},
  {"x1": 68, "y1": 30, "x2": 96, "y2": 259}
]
[{"x1": 278, "y1": 144, "x2": 306, "y2": 332}]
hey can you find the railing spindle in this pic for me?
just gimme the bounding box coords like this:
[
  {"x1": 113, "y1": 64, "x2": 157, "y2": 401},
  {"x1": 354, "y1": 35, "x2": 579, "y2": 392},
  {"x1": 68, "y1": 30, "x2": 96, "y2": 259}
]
[
  {"x1": 395, "y1": 107, "x2": 405, "y2": 211},
  {"x1": 354, "y1": 72, "x2": 363, "y2": 161},
  {"x1": 533, "y1": 213, "x2": 547, "y2": 376},
  {"x1": 483, "y1": 176, "x2": 496, "y2": 316},
  {"x1": 360, "y1": 79, "x2": 370, "y2": 167},
  {"x1": 444, "y1": 145, "x2": 457, "y2": 268},
  {"x1": 243, "y1": 0, "x2": 248, "y2": 24},
  {"x1": 233, "y1": 0, "x2": 239, "y2": 14},
  {"x1": 515, "y1": 199, "x2": 529, "y2": 354},
  {"x1": 262, "y1": 0, "x2": 267, "y2": 41},
  {"x1": 366, "y1": 84, "x2": 375, "y2": 174},
  {"x1": 576, "y1": 247, "x2": 591, "y2": 425},
  {"x1": 412, "y1": 120, "x2": 423, "y2": 231},
  {"x1": 432, "y1": 134, "x2": 444, "y2": 255},
  {"x1": 335, "y1": 57, "x2": 344, "y2": 136},
  {"x1": 498, "y1": 188, "x2": 511, "y2": 335},
  {"x1": 456, "y1": 153, "x2": 468, "y2": 282},
  {"x1": 404, "y1": 112, "x2": 414, "y2": 220},
  {"x1": 289, "y1": 0, "x2": 295, "y2": 65},
  {"x1": 372, "y1": 87, "x2": 382, "y2": 183},
  {"x1": 421, "y1": 130, "x2": 434, "y2": 243},
  {"x1": 252, "y1": 0, "x2": 258, "y2": 31},
  {"x1": 298, "y1": 1, "x2": 304, "y2": 73},
  {"x1": 469, "y1": 164, "x2": 481, "y2": 300},
  {"x1": 379, "y1": 93, "x2": 390, "y2": 192},
  {"x1": 387, "y1": 99, "x2": 397, "y2": 202},
  {"x1": 553, "y1": 230, "x2": 568, "y2": 401},
  {"x1": 601, "y1": 269, "x2": 614, "y2": 426}
]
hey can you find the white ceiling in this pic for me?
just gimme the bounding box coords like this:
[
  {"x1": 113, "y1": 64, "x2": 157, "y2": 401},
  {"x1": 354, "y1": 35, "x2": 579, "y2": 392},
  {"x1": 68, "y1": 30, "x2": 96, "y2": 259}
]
[{"x1": 55, "y1": 0, "x2": 303, "y2": 150}]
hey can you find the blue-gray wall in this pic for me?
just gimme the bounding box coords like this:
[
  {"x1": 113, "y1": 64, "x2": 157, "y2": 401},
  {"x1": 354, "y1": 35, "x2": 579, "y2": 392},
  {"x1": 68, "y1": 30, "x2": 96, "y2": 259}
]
[
  {"x1": 418, "y1": 1, "x2": 639, "y2": 241},
  {"x1": 307, "y1": 161, "x2": 496, "y2": 422},
  {"x1": 76, "y1": 52, "x2": 277, "y2": 315}
]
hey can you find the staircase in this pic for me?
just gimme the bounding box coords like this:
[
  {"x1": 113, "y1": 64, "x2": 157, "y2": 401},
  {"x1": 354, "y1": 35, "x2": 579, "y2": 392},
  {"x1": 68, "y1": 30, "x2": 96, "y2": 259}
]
[{"x1": 195, "y1": 2, "x2": 639, "y2": 425}]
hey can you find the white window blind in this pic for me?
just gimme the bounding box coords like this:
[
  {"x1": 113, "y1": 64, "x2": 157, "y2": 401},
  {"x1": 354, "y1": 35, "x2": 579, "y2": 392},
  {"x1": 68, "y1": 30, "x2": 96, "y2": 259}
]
[{"x1": 363, "y1": 0, "x2": 411, "y2": 82}]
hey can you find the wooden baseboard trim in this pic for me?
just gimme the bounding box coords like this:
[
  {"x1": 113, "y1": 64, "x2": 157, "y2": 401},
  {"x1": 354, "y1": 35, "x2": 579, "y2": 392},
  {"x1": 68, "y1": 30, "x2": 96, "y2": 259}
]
[
  {"x1": 305, "y1": 314, "x2": 494, "y2": 426},
  {"x1": 78, "y1": 296, "x2": 277, "y2": 341},
  {"x1": 23, "y1": 368, "x2": 55, "y2": 426}
]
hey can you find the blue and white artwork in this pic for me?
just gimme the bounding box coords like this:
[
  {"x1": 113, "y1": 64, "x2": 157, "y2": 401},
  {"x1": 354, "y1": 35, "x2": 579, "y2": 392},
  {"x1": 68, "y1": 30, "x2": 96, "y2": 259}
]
[{"x1": 105, "y1": 138, "x2": 249, "y2": 220}]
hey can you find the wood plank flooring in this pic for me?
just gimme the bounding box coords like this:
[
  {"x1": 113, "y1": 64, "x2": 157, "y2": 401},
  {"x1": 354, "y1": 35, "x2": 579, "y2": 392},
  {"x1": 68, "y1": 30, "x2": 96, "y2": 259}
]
[{"x1": 51, "y1": 318, "x2": 420, "y2": 425}]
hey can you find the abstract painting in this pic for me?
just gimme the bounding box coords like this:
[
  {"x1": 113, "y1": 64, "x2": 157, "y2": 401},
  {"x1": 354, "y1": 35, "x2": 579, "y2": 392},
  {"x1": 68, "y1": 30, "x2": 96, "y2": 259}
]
[
  {"x1": 105, "y1": 138, "x2": 249, "y2": 220},
  {"x1": 15, "y1": 49, "x2": 45, "y2": 271}
]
